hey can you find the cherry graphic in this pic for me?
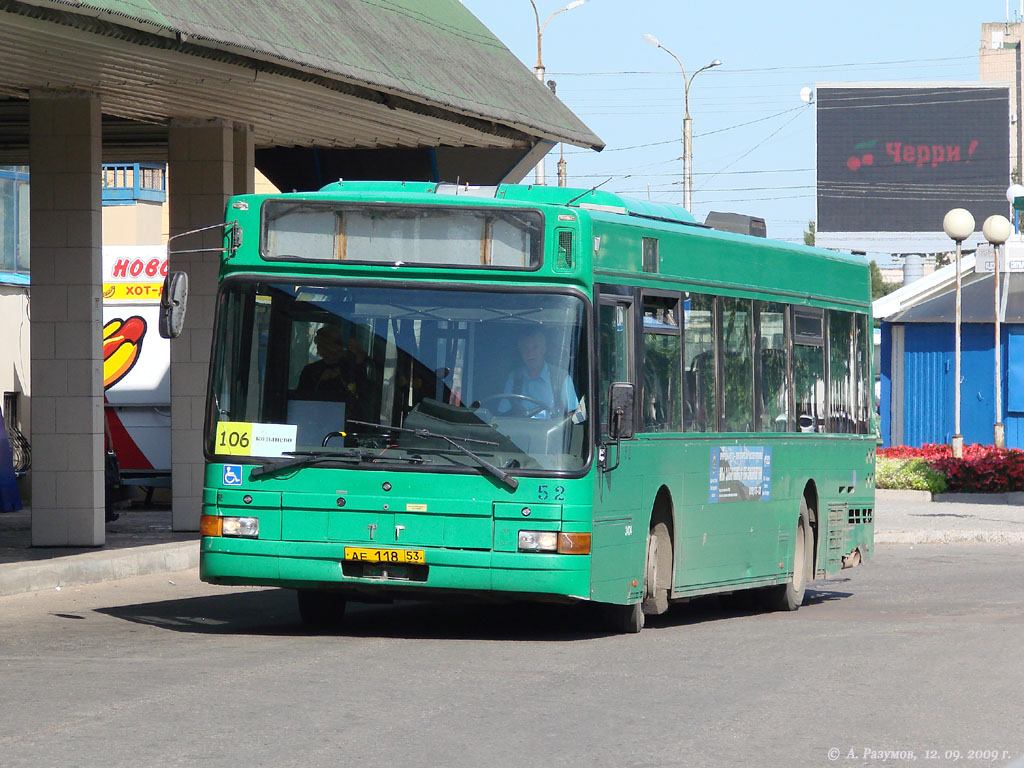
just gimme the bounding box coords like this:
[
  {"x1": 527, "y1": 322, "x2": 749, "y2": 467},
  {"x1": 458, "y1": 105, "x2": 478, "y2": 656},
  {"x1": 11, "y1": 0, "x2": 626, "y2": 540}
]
[{"x1": 846, "y1": 153, "x2": 874, "y2": 171}]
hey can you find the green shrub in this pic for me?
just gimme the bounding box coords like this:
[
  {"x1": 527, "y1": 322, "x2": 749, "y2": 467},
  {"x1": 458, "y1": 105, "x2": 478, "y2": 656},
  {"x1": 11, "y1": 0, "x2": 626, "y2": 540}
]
[{"x1": 876, "y1": 456, "x2": 948, "y2": 493}]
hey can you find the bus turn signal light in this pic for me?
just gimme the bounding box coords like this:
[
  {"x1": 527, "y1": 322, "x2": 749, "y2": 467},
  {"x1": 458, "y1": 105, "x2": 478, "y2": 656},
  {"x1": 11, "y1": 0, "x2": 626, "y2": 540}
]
[
  {"x1": 200, "y1": 515, "x2": 223, "y2": 537},
  {"x1": 557, "y1": 532, "x2": 591, "y2": 555}
]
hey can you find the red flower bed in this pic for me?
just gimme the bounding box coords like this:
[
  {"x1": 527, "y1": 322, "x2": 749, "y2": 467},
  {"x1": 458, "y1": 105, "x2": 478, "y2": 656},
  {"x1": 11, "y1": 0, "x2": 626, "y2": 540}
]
[{"x1": 877, "y1": 443, "x2": 1024, "y2": 493}]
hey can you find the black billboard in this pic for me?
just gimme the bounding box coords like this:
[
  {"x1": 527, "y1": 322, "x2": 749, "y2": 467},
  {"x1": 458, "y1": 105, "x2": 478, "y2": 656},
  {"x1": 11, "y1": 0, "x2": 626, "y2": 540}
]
[{"x1": 817, "y1": 85, "x2": 1009, "y2": 232}]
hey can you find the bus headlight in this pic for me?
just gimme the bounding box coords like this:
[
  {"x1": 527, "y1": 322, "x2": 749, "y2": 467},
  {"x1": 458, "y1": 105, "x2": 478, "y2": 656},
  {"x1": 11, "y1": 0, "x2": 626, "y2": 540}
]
[
  {"x1": 203, "y1": 515, "x2": 260, "y2": 538},
  {"x1": 223, "y1": 516, "x2": 259, "y2": 538},
  {"x1": 518, "y1": 530, "x2": 558, "y2": 552}
]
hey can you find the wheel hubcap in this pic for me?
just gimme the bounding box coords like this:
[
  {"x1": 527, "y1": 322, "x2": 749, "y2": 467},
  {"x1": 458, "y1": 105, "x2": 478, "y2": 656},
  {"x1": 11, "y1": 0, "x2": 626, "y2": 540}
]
[
  {"x1": 794, "y1": 522, "x2": 806, "y2": 590},
  {"x1": 645, "y1": 535, "x2": 658, "y2": 600}
]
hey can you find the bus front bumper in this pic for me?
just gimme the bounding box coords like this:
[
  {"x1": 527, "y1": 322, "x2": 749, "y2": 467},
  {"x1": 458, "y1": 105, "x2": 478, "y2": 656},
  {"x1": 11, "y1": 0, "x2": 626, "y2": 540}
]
[{"x1": 199, "y1": 537, "x2": 592, "y2": 601}]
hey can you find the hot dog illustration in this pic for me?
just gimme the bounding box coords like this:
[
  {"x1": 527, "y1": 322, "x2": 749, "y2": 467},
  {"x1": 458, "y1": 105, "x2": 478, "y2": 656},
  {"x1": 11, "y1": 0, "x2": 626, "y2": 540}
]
[{"x1": 103, "y1": 316, "x2": 147, "y2": 389}]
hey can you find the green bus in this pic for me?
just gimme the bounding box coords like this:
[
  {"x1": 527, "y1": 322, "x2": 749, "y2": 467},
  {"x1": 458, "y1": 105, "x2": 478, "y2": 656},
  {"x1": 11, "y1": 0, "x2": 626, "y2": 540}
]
[{"x1": 194, "y1": 181, "x2": 875, "y2": 633}]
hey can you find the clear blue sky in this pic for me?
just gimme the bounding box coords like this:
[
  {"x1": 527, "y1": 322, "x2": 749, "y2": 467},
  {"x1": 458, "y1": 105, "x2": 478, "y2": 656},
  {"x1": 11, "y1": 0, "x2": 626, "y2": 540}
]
[{"x1": 461, "y1": 0, "x2": 1012, "y2": 249}]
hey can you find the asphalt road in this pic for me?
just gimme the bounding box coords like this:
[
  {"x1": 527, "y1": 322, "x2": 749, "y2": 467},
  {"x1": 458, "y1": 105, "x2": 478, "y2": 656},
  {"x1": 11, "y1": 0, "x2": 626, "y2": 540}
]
[{"x1": 1, "y1": 543, "x2": 1022, "y2": 768}]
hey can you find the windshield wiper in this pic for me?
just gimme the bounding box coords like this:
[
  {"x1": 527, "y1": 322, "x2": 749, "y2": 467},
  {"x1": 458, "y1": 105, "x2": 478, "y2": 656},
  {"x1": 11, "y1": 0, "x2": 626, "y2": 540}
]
[
  {"x1": 348, "y1": 420, "x2": 518, "y2": 491},
  {"x1": 250, "y1": 449, "x2": 427, "y2": 480}
]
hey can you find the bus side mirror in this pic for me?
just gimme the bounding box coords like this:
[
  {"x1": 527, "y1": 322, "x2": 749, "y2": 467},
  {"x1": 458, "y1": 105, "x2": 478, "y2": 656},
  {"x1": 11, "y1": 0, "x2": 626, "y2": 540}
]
[
  {"x1": 159, "y1": 271, "x2": 189, "y2": 339},
  {"x1": 607, "y1": 382, "x2": 635, "y2": 440}
]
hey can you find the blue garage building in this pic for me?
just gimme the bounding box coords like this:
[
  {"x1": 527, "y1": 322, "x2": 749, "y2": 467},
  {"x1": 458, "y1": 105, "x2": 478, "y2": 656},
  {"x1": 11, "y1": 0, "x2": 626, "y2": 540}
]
[{"x1": 875, "y1": 255, "x2": 1024, "y2": 448}]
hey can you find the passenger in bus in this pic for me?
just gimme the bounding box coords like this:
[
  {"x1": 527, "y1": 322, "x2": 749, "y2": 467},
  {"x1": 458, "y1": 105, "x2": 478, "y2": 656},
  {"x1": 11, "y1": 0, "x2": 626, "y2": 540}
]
[
  {"x1": 499, "y1": 327, "x2": 580, "y2": 419},
  {"x1": 297, "y1": 324, "x2": 370, "y2": 416}
]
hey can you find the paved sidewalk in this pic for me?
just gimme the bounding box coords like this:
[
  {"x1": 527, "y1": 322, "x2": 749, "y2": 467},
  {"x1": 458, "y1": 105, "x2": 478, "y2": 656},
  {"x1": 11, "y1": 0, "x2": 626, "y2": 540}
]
[
  {"x1": 1, "y1": 493, "x2": 1023, "y2": 597},
  {"x1": 873, "y1": 492, "x2": 1024, "y2": 544},
  {"x1": 0, "y1": 506, "x2": 197, "y2": 597}
]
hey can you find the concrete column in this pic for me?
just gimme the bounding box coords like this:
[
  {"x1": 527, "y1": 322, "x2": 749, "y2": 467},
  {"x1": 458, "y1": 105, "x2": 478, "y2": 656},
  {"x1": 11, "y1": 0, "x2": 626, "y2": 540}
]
[
  {"x1": 28, "y1": 90, "x2": 105, "y2": 546},
  {"x1": 168, "y1": 119, "x2": 234, "y2": 531},
  {"x1": 233, "y1": 123, "x2": 255, "y2": 195}
]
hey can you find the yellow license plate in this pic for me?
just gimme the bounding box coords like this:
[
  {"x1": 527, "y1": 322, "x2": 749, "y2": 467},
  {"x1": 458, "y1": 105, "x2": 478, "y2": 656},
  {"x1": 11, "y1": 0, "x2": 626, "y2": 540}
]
[{"x1": 344, "y1": 547, "x2": 425, "y2": 564}]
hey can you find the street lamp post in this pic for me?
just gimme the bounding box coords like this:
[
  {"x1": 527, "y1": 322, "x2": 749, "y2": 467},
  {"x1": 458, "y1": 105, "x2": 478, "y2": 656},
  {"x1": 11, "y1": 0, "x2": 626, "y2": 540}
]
[
  {"x1": 529, "y1": 0, "x2": 584, "y2": 186},
  {"x1": 943, "y1": 208, "x2": 976, "y2": 459},
  {"x1": 642, "y1": 34, "x2": 721, "y2": 210},
  {"x1": 983, "y1": 214, "x2": 1013, "y2": 449}
]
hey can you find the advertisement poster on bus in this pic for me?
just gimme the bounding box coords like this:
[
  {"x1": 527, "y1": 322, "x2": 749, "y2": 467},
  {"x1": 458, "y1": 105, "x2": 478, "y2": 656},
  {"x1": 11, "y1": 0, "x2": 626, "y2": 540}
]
[
  {"x1": 709, "y1": 446, "x2": 772, "y2": 503},
  {"x1": 102, "y1": 245, "x2": 171, "y2": 475}
]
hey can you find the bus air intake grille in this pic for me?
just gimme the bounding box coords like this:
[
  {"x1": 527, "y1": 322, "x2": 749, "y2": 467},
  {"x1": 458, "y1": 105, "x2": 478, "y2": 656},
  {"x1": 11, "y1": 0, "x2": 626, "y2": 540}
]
[
  {"x1": 826, "y1": 503, "x2": 847, "y2": 572},
  {"x1": 556, "y1": 230, "x2": 574, "y2": 270},
  {"x1": 848, "y1": 507, "x2": 873, "y2": 525}
]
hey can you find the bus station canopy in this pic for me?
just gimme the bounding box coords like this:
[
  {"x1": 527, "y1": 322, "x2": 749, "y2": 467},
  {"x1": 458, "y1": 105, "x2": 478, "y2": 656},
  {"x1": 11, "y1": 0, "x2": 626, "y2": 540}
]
[
  {"x1": 875, "y1": 254, "x2": 1024, "y2": 325},
  {"x1": 886, "y1": 272, "x2": 1024, "y2": 324},
  {"x1": 0, "y1": 0, "x2": 603, "y2": 165}
]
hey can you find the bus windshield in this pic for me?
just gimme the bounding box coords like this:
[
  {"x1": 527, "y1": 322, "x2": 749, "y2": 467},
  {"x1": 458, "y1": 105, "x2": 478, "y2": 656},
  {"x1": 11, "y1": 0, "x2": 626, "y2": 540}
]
[{"x1": 207, "y1": 280, "x2": 590, "y2": 473}]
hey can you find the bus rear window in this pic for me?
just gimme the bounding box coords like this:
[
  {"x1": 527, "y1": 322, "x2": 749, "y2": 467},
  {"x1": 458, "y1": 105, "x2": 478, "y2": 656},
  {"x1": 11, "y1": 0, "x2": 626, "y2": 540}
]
[{"x1": 262, "y1": 201, "x2": 542, "y2": 269}]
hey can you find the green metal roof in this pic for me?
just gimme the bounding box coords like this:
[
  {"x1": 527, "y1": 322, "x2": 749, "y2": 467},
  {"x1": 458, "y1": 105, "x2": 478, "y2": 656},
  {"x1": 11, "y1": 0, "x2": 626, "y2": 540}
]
[{"x1": 32, "y1": 0, "x2": 603, "y2": 149}]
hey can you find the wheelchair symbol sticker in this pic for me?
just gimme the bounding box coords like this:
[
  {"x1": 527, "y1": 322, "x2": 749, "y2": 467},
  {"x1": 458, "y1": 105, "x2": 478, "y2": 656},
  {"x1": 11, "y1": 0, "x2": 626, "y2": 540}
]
[{"x1": 223, "y1": 464, "x2": 243, "y2": 486}]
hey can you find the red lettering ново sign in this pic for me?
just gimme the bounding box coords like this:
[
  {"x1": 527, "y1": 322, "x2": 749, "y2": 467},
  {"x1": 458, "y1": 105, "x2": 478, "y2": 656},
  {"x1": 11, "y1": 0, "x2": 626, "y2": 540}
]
[{"x1": 111, "y1": 258, "x2": 169, "y2": 279}]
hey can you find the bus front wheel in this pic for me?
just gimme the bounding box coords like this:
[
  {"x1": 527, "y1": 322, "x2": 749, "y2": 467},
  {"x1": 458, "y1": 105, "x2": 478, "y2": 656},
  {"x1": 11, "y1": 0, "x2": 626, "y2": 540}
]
[
  {"x1": 642, "y1": 521, "x2": 672, "y2": 616},
  {"x1": 600, "y1": 600, "x2": 644, "y2": 634},
  {"x1": 296, "y1": 590, "x2": 347, "y2": 629},
  {"x1": 762, "y1": 499, "x2": 813, "y2": 612}
]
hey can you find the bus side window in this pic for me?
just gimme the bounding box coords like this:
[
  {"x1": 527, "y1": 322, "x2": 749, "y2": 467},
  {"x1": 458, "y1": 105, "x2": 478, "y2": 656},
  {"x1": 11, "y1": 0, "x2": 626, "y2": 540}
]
[
  {"x1": 793, "y1": 307, "x2": 825, "y2": 433},
  {"x1": 598, "y1": 301, "x2": 633, "y2": 434},
  {"x1": 684, "y1": 292, "x2": 716, "y2": 432},
  {"x1": 641, "y1": 294, "x2": 681, "y2": 432},
  {"x1": 828, "y1": 310, "x2": 855, "y2": 433},
  {"x1": 756, "y1": 301, "x2": 789, "y2": 432},
  {"x1": 720, "y1": 297, "x2": 753, "y2": 432},
  {"x1": 856, "y1": 313, "x2": 872, "y2": 434}
]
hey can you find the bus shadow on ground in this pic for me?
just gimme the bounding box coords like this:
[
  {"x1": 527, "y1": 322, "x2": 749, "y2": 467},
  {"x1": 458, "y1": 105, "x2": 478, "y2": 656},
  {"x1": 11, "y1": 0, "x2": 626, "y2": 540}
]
[
  {"x1": 95, "y1": 585, "x2": 853, "y2": 640},
  {"x1": 96, "y1": 591, "x2": 610, "y2": 641},
  {"x1": 643, "y1": 587, "x2": 853, "y2": 630}
]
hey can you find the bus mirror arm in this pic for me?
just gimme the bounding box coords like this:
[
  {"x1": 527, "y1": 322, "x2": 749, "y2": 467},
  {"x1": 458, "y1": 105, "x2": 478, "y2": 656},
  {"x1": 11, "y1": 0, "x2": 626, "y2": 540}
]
[{"x1": 602, "y1": 436, "x2": 621, "y2": 473}]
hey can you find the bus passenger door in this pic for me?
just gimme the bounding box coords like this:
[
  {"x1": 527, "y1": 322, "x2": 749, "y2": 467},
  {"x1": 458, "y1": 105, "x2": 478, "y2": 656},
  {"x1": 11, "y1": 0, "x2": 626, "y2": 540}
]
[{"x1": 591, "y1": 291, "x2": 645, "y2": 604}]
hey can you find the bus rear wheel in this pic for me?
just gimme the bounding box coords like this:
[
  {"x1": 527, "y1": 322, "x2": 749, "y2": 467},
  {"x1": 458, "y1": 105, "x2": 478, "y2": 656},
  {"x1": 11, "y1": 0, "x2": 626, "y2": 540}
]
[
  {"x1": 296, "y1": 590, "x2": 347, "y2": 629},
  {"x1": 762, "y1": 499, "x2": 813, "y2": 612}
]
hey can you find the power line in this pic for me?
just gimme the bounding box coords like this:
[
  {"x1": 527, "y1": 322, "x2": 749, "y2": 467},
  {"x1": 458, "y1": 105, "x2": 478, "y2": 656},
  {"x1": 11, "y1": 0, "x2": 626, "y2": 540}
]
[
  {"x1": 563, "y1": 106, "x2": 809, "y2": 155},
  {"x1": 697, "y1": 109, "x2": 809, "y2": 191},
  {"x1": 571, "y1": 167, "x2": 814, "y2": 178},
  {"x1": 545, "y1": 54, "x2": 977, "y2": 77},
  {"x1": 696, "y1": 106, "x2": 806, "y2": 137}
]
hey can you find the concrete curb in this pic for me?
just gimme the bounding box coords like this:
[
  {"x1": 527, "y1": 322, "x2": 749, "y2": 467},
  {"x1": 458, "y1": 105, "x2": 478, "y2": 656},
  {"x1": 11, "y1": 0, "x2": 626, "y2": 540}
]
[
  {"x1": 875, "y1": 530, "x2": 1024, "y2": 545},
  {"x1": 876, "y1": 489, "x2": 932, "y2": 502},
  {"x1": 876, "y1": 489, "x2": 1024, "y2": 505},
  {"x1": 0, "y1": 541, "x2": 198, "y2": 597},
  {"x1": 934, "y1": 492, "x2": 1024, "y2": 505}
]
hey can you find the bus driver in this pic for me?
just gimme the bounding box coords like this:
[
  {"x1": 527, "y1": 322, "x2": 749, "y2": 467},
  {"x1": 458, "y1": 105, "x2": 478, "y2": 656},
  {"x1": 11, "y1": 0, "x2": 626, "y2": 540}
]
[{"x1": 499, "y1": 327, "x2": 580, "y2": 420}]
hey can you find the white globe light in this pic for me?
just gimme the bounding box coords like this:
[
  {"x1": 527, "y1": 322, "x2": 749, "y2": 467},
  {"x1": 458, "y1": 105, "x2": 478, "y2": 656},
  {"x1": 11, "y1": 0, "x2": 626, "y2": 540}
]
[
  {"x1": 983, "y1": 215, "x2": 1013, "y2": 245},
  {"x1": 1006, "y1": 184, "x2": 1024, "y2": 204},
  {"x1": 943, "y1": 208, "x2": 975, "y2": 242}
]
